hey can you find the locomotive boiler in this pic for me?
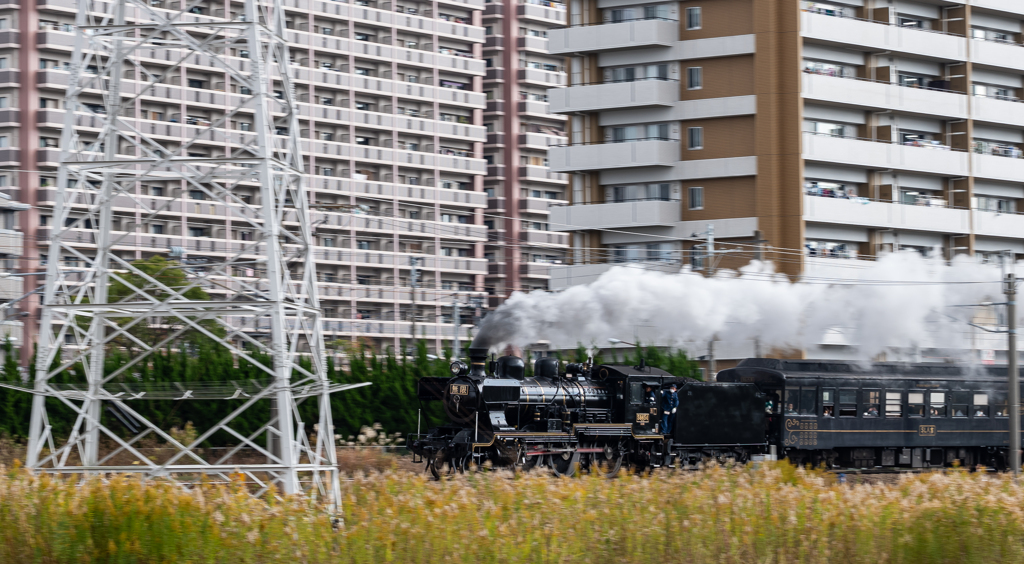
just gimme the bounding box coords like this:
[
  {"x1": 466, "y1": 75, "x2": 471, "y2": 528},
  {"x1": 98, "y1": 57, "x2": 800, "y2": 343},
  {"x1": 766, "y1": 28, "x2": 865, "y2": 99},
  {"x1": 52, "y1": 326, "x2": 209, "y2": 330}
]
[{"x1": 411, "y1": 348, "x2": 768, "y2": 477}]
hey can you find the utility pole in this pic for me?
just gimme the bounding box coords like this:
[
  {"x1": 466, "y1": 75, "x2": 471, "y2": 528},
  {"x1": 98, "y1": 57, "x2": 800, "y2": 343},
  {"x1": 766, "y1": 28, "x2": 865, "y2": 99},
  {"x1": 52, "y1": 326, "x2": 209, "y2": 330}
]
[
  {"x1": 705, "y1": 223, "x2": 716, "y2": 379},
  {"x1": 410, "y1": 256, "x2": 419, "y2": 355},
  {"x1": 753, "y1": 229, "x2": 766, "y2": 262},
  {"x1": 453, "y1": 300, "x2": 462, "y2": 360},
  {"x1": 1007, "y1": 273, "x2": 1020, "y2": 476},
  {"x1": 708, "y1": 339, "x2": 716, "y2": 382}
]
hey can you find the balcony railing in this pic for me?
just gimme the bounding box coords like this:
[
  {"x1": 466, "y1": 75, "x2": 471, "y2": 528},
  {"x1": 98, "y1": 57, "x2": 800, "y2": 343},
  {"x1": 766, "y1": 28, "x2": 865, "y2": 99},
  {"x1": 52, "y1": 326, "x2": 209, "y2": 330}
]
[
  {"x1": 804, "y1": 130, "x2": 964, "y2": 152},
  {"x1": 801, "y1": 68, "x2": 961, "y2": 94},
  {"x1": 552, "y1": 15, "x2": 675, "y2": 29},
  {"x1": 801, "y1": 7, "x2": 963, "y2": 38}
]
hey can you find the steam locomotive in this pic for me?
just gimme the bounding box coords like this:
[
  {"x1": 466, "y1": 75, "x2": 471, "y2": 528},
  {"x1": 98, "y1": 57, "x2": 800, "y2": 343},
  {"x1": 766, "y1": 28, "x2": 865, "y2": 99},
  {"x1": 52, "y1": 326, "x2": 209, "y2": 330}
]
[
  {"x1": 411, "y1": 352, "x2": 1024, "y2": 476},
  {"x1": 411, "y1": 348, "x2": 767, "y2": 477}
]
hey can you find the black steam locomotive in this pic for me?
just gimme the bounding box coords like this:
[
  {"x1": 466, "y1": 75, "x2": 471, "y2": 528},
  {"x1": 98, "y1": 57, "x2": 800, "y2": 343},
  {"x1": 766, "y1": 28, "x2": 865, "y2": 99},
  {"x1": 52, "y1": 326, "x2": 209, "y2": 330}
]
[
  {"x1": 411, "y1": 352, "x2": 1024, "y2": 476},
  {"x1": 411, "y1": 348, "x2": 766, "y2": 477}
]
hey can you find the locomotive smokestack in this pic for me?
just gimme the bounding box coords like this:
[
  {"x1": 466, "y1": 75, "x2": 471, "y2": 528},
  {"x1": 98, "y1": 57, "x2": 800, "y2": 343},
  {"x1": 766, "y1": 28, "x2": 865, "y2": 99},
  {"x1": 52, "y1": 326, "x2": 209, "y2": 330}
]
[{"x1": 469, "y1": 347, "x2": 489, "y2": 378}]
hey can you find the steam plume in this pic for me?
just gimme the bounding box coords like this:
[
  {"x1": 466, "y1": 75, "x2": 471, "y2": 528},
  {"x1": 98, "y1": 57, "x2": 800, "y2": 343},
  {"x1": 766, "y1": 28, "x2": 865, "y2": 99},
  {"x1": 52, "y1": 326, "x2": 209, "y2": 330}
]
[{"x1": 471, "y1": 253, "x2": 1013, "y2": 359}]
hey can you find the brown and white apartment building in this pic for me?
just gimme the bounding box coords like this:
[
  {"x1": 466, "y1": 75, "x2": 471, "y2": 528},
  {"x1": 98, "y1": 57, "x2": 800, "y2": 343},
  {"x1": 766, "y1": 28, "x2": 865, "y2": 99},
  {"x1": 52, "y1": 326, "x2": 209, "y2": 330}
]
[
  {"x1": 482, "y1": 0, "x2": 570, "y2": 305},
  {"x1": 547, "y1": 0, "x2": 1024, "y2": 363}
]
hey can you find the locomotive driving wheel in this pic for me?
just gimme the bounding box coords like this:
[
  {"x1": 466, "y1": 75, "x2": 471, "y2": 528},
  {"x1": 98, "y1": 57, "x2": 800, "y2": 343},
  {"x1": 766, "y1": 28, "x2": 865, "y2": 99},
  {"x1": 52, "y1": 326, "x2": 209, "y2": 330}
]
[
  {"x1": 593, "y1": 442, "x2": 624, "y2": 478},
  {"x1": 550, "y1": 444, "x2": 579, "y2": 477}
]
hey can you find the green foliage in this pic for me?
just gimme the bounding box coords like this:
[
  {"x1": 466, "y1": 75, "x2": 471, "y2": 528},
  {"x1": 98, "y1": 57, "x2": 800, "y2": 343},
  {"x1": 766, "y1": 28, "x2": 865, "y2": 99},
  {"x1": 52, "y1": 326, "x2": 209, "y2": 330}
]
[{"x1": 106, "y1": 256, "x2": 225, "y2": 353}]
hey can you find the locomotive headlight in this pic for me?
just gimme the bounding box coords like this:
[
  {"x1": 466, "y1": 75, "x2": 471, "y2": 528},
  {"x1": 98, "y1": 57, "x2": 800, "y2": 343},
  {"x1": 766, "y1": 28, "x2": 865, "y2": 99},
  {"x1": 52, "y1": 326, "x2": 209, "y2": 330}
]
[{"x1": 450, "y1": 360, "x2": 469, "y2": 377}]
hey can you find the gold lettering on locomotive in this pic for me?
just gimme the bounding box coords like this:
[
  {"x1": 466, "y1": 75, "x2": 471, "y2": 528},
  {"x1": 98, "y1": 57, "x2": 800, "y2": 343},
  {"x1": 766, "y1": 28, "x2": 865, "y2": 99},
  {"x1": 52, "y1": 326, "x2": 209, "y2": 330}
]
[
  {"x1": 650, "y1": 408, "x2": 658, "y2": 415},
  {"x1": 450, "y1": 384, "x2": 470, "y2": 396},
  {"x1": 919, "y1": 425, "x2": 936, "y2": 437},
  {"x1": 636, "y1": 413, "x2": 650, "y2": 423}
]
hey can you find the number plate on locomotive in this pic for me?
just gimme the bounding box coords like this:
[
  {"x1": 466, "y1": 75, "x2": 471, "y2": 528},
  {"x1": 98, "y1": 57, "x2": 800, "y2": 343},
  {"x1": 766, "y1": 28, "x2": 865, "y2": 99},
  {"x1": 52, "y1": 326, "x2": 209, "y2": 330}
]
[
  {"x1": 636, "y1": 413, "x2": 649, "y2": 423},
  {"x1": 450, "y1": 384, "x2": 470, "y2": 395}
]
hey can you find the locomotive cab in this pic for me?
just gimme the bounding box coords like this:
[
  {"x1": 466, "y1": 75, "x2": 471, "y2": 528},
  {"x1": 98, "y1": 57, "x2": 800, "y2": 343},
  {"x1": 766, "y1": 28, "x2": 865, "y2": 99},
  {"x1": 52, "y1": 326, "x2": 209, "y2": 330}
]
[{"x1": 624, "y1": 377, "x2": 663, "y2": 436}]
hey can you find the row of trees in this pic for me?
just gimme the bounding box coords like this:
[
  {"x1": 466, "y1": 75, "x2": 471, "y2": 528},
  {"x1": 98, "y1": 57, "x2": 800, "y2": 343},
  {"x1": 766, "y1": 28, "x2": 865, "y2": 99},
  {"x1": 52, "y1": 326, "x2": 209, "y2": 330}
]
[
  {"x1": 0, "y1": 342, "x2": 701, "y2": 445},
  {"x1": 0, "y1": 253, "x2": 701, "y2": 446}
]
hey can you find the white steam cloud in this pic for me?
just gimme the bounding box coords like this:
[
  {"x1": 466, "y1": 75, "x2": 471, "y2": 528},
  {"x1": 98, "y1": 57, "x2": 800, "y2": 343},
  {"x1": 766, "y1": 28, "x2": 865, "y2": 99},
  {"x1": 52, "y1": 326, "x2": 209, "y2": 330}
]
[{"x1": 472, "y1": 252, "x2": 1017, "y2": 360}]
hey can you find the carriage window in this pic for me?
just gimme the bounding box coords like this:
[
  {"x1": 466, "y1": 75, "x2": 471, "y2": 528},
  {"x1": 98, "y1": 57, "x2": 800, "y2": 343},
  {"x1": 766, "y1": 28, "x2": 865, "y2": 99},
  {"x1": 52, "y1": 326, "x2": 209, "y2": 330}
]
[
  {"x1": 908, "y1": 392, "x2": 924, "y2": 417},
  {"x1": 885, "y1": 392, "x2": 903, "y2": 418},
  {"x1": 864, "y1": 389, "x2": 880, "y2": 417},
  {"x1": 784, "y1": 389, "x2": 798, "y2": 415},
  {"x1": 930, "y1": 392, "x2": 946, "y2": 417},
  {"x1": 799, "y1": 387, "x2": 817, "y2": 416},
  {"x1": 822, "y1": 389, "x2": 835, "y2": 417},
  {"x1": 629, "y1": 382, "x2": 644, "y2": 405},
  {"x1": 952, "y1": 392, "x2": 970, "y2": 418},
  {"x1": 839, "y1": 389, "x2": 857, "y2": 417},
  {"x1": 972, "y1": 394, "x2": 989, "y2": 417},
  {"x1": 995, "y1": 395, "x2": 1009, "y2": 417}
]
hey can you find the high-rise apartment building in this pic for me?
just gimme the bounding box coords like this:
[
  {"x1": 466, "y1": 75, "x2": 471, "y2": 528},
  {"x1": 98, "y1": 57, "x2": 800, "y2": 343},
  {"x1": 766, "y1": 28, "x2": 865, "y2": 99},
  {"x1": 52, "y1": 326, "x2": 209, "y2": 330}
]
[
  {"x1": 10, "y1": 0, "x2": 492, "y2": 354},
  {"x1": 548, "y1": 0, "x2": 1024, "y2": 365},
  {"x1": 482, "y1": 0, "x2": 569, "y2": 304}
]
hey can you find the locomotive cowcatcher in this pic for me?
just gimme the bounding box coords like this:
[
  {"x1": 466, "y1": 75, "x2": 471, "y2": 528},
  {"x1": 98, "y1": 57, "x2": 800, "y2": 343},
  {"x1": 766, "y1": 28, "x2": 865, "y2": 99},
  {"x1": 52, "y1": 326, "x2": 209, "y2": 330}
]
[{"x1": 410, "y1": 348, "x2": 767, "y2": 477}]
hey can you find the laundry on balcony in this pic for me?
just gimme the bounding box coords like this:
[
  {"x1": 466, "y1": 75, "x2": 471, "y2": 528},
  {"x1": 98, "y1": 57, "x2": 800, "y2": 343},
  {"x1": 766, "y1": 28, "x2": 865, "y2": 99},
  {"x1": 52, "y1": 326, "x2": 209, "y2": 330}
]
[{"x1": 903, "y1": 139, "x2": 950, "y2": 151}]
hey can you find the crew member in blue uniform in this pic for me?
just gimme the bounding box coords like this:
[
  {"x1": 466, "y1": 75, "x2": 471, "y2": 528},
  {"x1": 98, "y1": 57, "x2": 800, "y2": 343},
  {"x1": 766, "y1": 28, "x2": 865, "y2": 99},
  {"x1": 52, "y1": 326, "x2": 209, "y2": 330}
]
[{"x1": 661, "y1": 383, "x2": 679, "y2": 435}]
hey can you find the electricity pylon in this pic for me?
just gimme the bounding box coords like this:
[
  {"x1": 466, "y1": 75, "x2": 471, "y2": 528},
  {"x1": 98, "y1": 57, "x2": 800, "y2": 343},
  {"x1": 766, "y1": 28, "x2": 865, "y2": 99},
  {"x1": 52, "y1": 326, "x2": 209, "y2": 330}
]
[{"x1": 20, "y1": 0, "x2": 364, "y2": 506}]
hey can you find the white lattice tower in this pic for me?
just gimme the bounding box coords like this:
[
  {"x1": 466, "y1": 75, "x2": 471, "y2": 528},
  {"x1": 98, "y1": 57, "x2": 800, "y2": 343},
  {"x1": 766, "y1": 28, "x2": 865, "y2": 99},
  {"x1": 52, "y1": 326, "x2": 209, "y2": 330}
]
[{"x1": 23, "y1": 0, "x2": 359, "y2": 507}]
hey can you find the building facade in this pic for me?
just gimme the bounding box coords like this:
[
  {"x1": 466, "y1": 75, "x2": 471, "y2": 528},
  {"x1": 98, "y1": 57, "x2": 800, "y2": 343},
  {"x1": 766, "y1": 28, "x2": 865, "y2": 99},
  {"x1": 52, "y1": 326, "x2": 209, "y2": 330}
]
[
  {"x1": 548, "y1": 0, "x2": 1024, "y2": 366},
  {"x1": 482, "y1": 0, "x2": 570, "y2": 305},
  {"x1": 8, "y1": 0, "x2": 495, "y2": 354}
]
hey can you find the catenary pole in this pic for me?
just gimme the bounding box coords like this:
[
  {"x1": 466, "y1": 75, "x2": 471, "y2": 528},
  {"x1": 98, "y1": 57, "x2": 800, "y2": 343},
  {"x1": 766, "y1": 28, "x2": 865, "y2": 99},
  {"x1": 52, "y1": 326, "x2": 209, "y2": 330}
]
[{"x1": 1007, "y1": 273, "x2": 1019, "y2": 475}]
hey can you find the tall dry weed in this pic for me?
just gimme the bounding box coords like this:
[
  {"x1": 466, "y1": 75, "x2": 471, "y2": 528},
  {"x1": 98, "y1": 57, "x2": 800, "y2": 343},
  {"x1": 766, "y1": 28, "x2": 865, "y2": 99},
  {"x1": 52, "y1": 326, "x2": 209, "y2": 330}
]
[{"x1": 2, "y1": 463, "x2": 1022, "y2": 563}]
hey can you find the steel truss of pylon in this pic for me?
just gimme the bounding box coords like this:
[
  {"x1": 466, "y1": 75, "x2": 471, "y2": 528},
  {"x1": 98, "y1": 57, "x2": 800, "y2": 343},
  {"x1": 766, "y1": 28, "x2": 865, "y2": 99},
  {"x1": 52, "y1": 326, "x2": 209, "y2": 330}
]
[{"x1": 20, "y1": 0, "x2": 368, "y2": 509}]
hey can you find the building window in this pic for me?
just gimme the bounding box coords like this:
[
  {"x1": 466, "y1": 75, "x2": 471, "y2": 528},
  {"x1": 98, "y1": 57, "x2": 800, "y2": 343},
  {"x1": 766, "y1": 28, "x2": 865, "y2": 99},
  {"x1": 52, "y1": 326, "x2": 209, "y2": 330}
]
[
  {"x1": 687, "y1": 127, "x2": 703, "y2": 150},
  {"x1": 687, "y1": 67, "x2": 702, "y2": 90},
  {"x1": 685, "y1": 7, "x2": 702, "y2": 30},
  {"x1": 688, "y1": 187, "x2": 704, "y2": 210},
  {"x1": 150, "y1": 224, "x2": 164, "y2": 235}
]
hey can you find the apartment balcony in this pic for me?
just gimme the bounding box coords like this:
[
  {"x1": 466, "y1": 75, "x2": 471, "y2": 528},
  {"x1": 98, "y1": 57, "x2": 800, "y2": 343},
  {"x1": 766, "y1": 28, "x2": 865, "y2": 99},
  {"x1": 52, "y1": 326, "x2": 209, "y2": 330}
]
[
  {"x1": 517, "y1": 2, "x2": 567, "y2": 26},
  {"x1": 488, "y1": 196, "x2": 506, "y2": 212},
  {"x1": 801, "y1": 132, "x2": 969, "y2": 177},
  {"x1": 547, "y1": 18, "x2": 677, "y2": 55},
  {"x1": 517, "y1": 99, "x2": 554, "y2": 117},
  {"x1": 800, "y1": 11, "x2": 966, "y2": 61},
  {"x1": 0, "y1": 109, "x2": 19, "y2": 127},
  {"x1": 0, "y1": 29, "x2": 18, "y2": 48},
  {"x1": 487, "y1": 164, "x2": 506, "y2": 179},
  {"x1": 520, "y1": 230, "x2": 569, "y2": 246},
  {"x1": 802, "y1": 72, "x2": 967, "y2": 119},
  {"x1": 517, "y1": 35, "x2": 549, "y2": 53},
  {"x1": 518, "y1": 132, "x2": 564, "y2": 148},
  {"x1": 0, "y1": 276, "x2": 22, "y2": 301},
  {"x1": 970, "y1": 0, "x2": 1024, "y2": 16},
  {"x1": 37, "y1": 30, "x2": 75, "y2": 50},
  {"x1": 0, "y1": 69, "x2": 18, "y2": 87},
  {"x1": 973, "y1": 209, "x2": 1024, "y2": 239},
  {"x1": 0, "y1": 148, "x2": 19, "y2": 167},
  {"x1": 550, "y1": 200, "x2": 680, "y2": 230},
  {"x1": 548, "y1": 79, "x2": 678, "y2": 114},
  {"x1": 520, "y1": 262, "x2": 551, "y2": 278},
  {"x1": 802, "y1": 195, "x2": 970, "y2": 234},
  {"x1": 971, "y1": 39, "x2": 1024, "y2": 73},
  {"x1": 972, "y1": 95, "x2": 1024, "y2": 128},
  {"x1": 0, "y1": 231, "x2": 22, "y2": 257},
  {"x1": 550, "y1": 140, "x2": 679, "y2": 172},
  {"x1": 487, "y1": 263, "x2": 506, "y2": 277},
  {"x1": 518, "y1": 197, "x2": 561, "y2": 214},
  {"x1": 518, "y1": 67, "x2": 566, "y2": 87},
  {"x1": 548, "y1": 261, "x2": 680, "y2": 290},
  {"x1": 971, "y1": 152, "x2": 1024, "y2": 183},
  {"x1": 519, "y1": 165, "x2": 567, "y2": 184}
]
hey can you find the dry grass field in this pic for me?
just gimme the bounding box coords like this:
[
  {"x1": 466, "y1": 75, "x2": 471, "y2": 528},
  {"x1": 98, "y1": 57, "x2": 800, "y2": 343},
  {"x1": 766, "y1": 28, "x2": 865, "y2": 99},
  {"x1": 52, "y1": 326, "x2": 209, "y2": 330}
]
[{"x1": 1, "y1": 457, "x2": 1021, "y2": 563}]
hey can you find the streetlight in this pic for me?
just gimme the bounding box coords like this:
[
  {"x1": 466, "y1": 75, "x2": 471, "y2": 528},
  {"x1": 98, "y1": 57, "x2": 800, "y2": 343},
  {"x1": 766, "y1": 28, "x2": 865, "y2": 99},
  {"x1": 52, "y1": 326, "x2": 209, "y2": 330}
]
[{"x1": 607, "y1": 337, "x2": 638, "y2": 347}]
